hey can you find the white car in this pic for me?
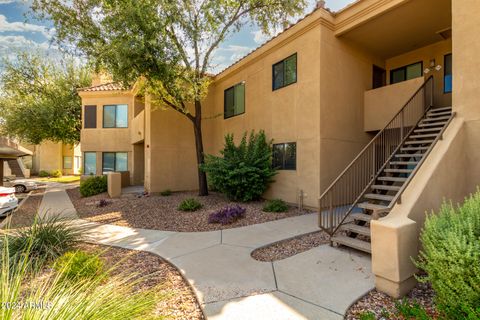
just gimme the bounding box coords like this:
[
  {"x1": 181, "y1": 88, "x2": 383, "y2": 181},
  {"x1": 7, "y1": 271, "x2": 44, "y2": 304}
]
[
  {"x1": 0, "y1": 187, "x2": 18, "y2": 217},
  {"x1": 3, "y1": 177, "x2": 38, "y2": 193}
]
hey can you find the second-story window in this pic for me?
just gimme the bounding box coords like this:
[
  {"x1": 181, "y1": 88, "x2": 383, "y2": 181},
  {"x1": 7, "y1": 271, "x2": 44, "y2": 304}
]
[
  {"x1": 272, "y1": 53, "x2": 297, "y2": 91},
  {"x1": 224, "y1": 82, "x2": 245, "y2": 119},
  {"x1": 103, "y1": 104, "x2": 128, "y2": 128},
  {"x1": 390, "y1": 61, "x2": 423, "y2": 85},
  {"x1": 84, "y1": 105, "x2": 97, "y2": 128}
]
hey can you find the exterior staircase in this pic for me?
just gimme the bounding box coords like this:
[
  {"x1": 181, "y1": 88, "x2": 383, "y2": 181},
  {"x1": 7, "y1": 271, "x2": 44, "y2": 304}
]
[
  {"x1": 318, "y1": 76, "x2": 455, "y2": 254},
  {"x1": 6, "y1": 159, "x2": 25, "y2": 178},
  {"x1": 331, "y1": 106, "x2": 453, "y2": 253}
]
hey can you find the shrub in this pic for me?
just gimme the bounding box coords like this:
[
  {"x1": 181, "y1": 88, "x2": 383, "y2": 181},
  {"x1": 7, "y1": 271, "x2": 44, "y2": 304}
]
[
  {"x1": 39, "y1": 170, "x2": 50, "y2": 177},
  {"x1": 51, "y1": 169, "x2": 63, "y2": 178},
  {"x1": 263, "y1": 199, "x2": 289, "y2": 212},
  {"x1": 80, "y1": 176, "x2": 108, "y2": 197},
  {"x1": 160, "y1": 189, "x2": 172, "y2": 196},
  {"x1": 6, "y1": 216, "x2": 84, "y2": 269},
  {"x1": 358, "y1": 311, "x2": 376, "y2": 320},
  {"x1": 54, "y1": 251, "x2": 104, "y2": 282},
  {"x1": 0, "y1": 233, "x2": 157, "y2": 320},
  {"x1": 395, "y1": 299, "x2": 430, "y2": 320},
  {"x1": 178, "y1": 198, "x2": 202, "y2": 212},
  {"x1": 201, "y1": 130, "x2": 276, "y2": 202},
  {"x1": 415, "y1": 190, "x2": 480, "y2": 320},
  {"x1": 208, "y1": 206, "x2": 246, "y2": 225}
]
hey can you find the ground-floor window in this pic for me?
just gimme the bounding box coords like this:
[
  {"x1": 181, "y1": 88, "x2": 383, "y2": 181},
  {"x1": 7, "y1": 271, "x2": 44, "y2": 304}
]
[
  {"x1": 75, "y1": 156, "x2": 81, "y2": 171},
  {"x1": 84, "y1": 152, "x2": 96, "y2": 175},
  {"x1": 102, "y1": 152, "x2": 128, "y2": 173},
  {"x1": 63, "y1": 156, "x2": 72, "y2": 169},
  {"x1": 272, "y1": 142, "x2": 296, "y2": 170}
]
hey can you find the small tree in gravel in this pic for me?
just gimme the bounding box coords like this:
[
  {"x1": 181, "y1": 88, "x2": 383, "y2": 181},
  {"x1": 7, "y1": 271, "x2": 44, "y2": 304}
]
[{"x1": 201, "y1": 130, "x2": 276, "y2": 202}]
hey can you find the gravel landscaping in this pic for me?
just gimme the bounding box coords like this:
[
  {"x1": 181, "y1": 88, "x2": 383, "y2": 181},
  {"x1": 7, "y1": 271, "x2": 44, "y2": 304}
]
[
  {"x1": 251, "y1": 231, "x2": 330, "y2": 262},
  {"x1": 5, "y1": 191, "x2": 44, "y2": 229},
  {"x1": 67, "y1": 188, "x2": 311, "y2": 232},
  {"x1": 346, "y1": 282, "x2": 438, "y2": 320},
  {"x1": 77, "y1": 243, "x2": 204, "y2": 320}
]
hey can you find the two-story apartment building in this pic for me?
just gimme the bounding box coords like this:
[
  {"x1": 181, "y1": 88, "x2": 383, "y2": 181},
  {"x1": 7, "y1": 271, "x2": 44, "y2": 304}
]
[{"x1": 79, "y1": 0, "x2": 480, "y2": 298}]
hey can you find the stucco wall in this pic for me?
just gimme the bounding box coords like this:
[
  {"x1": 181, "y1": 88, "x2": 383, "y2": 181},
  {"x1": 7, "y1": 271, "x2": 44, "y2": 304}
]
[
  {"x1": 319, "y1": 28, "x2": 380, "y2": 193},
  {"x1": 385, "y1": 39, "x2": 452, "y2": 107},
  {"x1": 204, "y1": 18, "x2": 322, "y2": 207},
  {"x1": 364, "y1": 77, "x2": 424, "y2": 131},
  {"x1": 80, "y1": 92, "x2": 135, "y2": 181}
]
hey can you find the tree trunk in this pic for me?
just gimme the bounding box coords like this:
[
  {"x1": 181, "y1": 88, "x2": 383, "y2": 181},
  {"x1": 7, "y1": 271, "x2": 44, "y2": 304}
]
[{"x1": 193, "y1": 99, "x2": 208, "y2": 196}]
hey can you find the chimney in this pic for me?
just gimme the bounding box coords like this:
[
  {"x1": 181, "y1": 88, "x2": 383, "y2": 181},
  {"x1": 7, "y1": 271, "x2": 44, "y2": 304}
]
[{"x1": 316, "y1": 0, "x2": 326, "y2": 9}]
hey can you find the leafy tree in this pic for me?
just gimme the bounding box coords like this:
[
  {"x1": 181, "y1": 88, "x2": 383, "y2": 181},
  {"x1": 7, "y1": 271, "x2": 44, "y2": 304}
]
[
  {"x1": 0, "y1": 52, "x2": 91, "y2": 145},
  {"x1": 31, "y1": 0, "x2": 307, "y2": 195}
]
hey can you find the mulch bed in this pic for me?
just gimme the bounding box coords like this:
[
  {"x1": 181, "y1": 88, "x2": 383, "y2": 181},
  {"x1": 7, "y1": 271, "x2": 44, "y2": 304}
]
[
  {"x1": 78, "y1": 243, "x2": 204, "y2": 320},
  {"x1": 346, "y1": 282, "x2": 438, "y2": 319},
  {"x1": 251, "y1": 231, "x2": 330, "y2": 262},
  {"x1": 67, "y1": 188, "x2": 311, "y2": 232}
]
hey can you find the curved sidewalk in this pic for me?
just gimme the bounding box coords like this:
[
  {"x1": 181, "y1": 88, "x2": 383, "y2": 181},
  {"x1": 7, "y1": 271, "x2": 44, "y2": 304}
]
[{"x1": 39, "y1": 185, "x2": 374, "y2": 320}]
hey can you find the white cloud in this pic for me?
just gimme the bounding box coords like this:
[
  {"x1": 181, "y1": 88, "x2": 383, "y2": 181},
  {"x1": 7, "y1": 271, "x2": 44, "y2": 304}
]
[
  {"x1": 0, "y1": 15, "x2": 51, "y2": 38},
  {"x1": 210, "y1": 44, "x2": 254, "y2": 73},
  {"x1": 0, "y1": 0, "x2": 17, "y2": 4},
  {"x1": 0, "y1": 35, "x2": 53, "y2": 60}
]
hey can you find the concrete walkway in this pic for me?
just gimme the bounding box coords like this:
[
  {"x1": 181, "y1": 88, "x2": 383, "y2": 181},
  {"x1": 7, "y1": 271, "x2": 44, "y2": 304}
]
[{"x1": 39, "y1": 185, "x2": 374, "y2": 320}]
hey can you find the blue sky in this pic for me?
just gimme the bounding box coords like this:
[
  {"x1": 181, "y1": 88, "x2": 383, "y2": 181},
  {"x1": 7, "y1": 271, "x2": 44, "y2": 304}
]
[{"x1": 0, "y1": 0, "x2": 355, "y2": 73}]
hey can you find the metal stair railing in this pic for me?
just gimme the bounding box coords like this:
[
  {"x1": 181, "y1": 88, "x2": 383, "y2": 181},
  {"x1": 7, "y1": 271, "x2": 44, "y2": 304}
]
[{"x1": 318, "y1": 76, "x2": 434, "y2": 235}]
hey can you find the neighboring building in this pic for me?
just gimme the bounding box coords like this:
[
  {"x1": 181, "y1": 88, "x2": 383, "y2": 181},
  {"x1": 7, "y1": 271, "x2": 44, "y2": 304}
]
[
  {"x1": 11, "y1": 142, "x2": 82, "y2": 176},
  {"x1": 78, "y1": 0, "x2": 480, "y2": 298}
]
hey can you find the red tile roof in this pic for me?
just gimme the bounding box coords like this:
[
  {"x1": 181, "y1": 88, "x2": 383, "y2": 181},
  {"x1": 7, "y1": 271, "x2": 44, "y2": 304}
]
[{"x1": 78, "y1": 82, "x2": 127, "y2": 92}]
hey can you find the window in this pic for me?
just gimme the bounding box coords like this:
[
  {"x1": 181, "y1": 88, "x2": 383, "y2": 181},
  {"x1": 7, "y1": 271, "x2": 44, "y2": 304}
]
[
  {"x1": 103, "y1": 104, "x2": 128, "y2": 128},
  {"x1": 63, "y1": 156, "x2": 72, "y2": 169},
  {"x1": 390, "y1": 61, "x2": 423, "y2": 85},
  {"x1": 84, "y1": 105, "x2": 97, "y2": 128},
  {"x1": 102, "y1": 152, "x2": 128, "y2": 173},
  {"x1": 272, "y1": 53, "x2": 297, "y2": 90},
  {"x1": 75, "y1": 156, "x2": 81, "y2": 171},
  {"x1": 444, "y1": 54, "x2": 452, "y2": 93},
  {"x1": 272, "y1": 142, "x2": 296, "y2": 170},
  {"x1": 224, "y1": 82, "x2": 245, "y2": 119},
  {"x1": 84, "y1": 152, "x2": 96, "y2": 175}
]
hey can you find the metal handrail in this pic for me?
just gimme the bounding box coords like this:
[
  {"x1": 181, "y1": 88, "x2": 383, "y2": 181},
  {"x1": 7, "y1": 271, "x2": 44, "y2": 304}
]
[{"x1": 318, "y1": 76, "x2": 434, "y2": 235}]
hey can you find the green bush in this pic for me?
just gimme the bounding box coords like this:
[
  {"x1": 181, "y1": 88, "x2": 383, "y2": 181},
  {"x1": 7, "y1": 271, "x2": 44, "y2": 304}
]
[
  {"x1": 415, "y1": 190, "x2": 480, "y2": 320},
  {"x1": 1, "y1": 232, "x2": 157, "y2": 320},
  {"x1": 160, "y1": 189, "x2": 172, "y2": 196},
  {"x1": 358, "y1": 311, "x2": 376, "y2": 320},
  {"x1": 394, "y1": 299, "x2": 430, "y2": 320},
  {"x1": 178, "y1": 198, "x2": 202, "y2": 211},
  {"x1": 54, "y1": 251, "x2": 104, "y2": 282},
  {"x1": 263, "y1": 199, "x2": 289, "y2": 212},
  {"x1": 80, "y1": 176, "x2": 108, "y2": 197},
  {"x1": 51, "y1": 169, "x2": 63, "y2": 178},
  {"x1": 39, "y1": 170, "x2": 50, "y2": 177},
  {"x1": 201, "y1": 130, "x2": 276, "y2": 202},
  {"x1": 6, "y1": 216, "x2": 84, "y2": 269}
]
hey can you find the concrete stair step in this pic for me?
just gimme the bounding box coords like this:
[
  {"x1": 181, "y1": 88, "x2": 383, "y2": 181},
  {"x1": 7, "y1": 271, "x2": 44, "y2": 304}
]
[
  {"x1": 331, "y1": 235, "x2": 371, "y2": 253},
  {"x1": 384, "y1": 168, "x2": 413, "y2": 174},
  {"x1": 377, "y1": 176, "x2": 407, "y2": 182},
  {"x1": 409, "y1": 133, "x2": 438, "y2": 139},
  {"x1": 429, "y1": 106, "x2": 452, "y2": 112},
  {"x1": 404, "y1": 140, "x2": 434, "y2": 145},
  {"x1": 371, "y1": 184, "x2": 401, "y2": 191},
  {"x1": 401, "y1": 146, "x2": 429, "y2": 151},
  {"x1": 427, "y1": 111, "x2": 452, "y2": 117},
  {"x1": 414, "y1": 127, "x2": 442, "y2": 133},
  {"x1": 364, "y1": 193, "x2": 395, "y2": 202},
  {"x1": 340, "y1": 223, "x2": 371, "y2": 236},
  {"x1": 394, "y1": 153, "x2": 424, "y2": 158},
  {"x1": 351, "y1": 213, "x2": 372, "y2": 222},
  {"x1": 390, "y1": 161, "x2": 418, "y2": 165},
  {"x1": 422, "y1": 116, "x2": 451, "y2": 122},
  {"x1": 418, "y1": 121, "x2": 448, "y2": 128}
]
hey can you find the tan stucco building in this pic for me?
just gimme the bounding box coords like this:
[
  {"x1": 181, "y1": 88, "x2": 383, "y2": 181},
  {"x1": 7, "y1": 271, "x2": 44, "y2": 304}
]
[{"x1": 79, "y1": 0, "x2": 479, "y2": 298}]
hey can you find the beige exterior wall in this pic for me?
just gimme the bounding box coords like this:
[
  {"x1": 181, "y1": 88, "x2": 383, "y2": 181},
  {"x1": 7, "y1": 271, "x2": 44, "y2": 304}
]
[
  {"x1": 364, "y1": 78, "x2": 424, "y2": 131},
  {"x1": 385, "y1": 39, "x2": 452, "y2": 107},
  {"x1": 79, "y1": 91, "x2": 136, "y2": 183}
]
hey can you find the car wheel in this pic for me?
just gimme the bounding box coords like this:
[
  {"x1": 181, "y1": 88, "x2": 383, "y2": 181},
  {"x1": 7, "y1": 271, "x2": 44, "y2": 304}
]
[{"x1": 14, "y1": 185, "x2": 27, "y2": 193}]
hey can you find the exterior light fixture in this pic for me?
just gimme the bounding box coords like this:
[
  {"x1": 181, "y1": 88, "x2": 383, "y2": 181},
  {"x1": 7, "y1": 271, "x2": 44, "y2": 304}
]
[{"x1": 424, "y1": 59, "x2": 442, "y2": 74}]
